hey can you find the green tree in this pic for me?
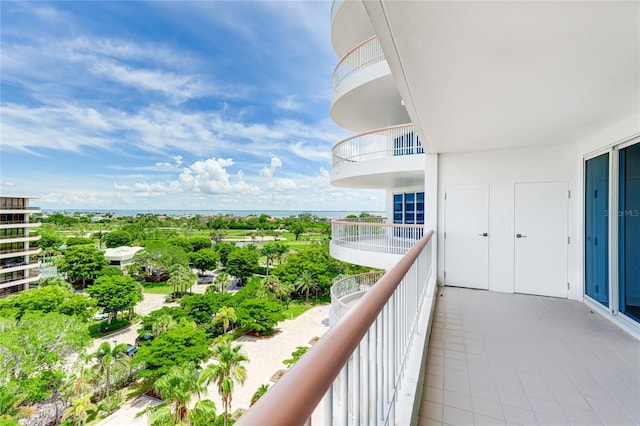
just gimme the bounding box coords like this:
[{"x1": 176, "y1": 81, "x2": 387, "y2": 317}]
[
  {"x1": 191, "y1": 249, "x2": 219, "y2": 275},
  {"x1": 104, "y1": 230, "x2": 132, "y2": 248},
  {"x1": 92, "y1": 342, "x2": 131, "y2": 399},
  {"x1": 65, "y1": 237, "x2": 94, "y2": 246},
  {"x1": 226, "y1": 248, "x2": 259, "y2": 286},
  {"x1": 0, "y1": 312, "x2": 90, "y2": 389},
  {"x1": 134, "y1": 324, "x2": 211, "y2": 379},
  {"x1": 288, "y1": 221, "x2": 305, "y2": 241},
  {"x1": 85, "y1": 275, "x2": 143, "y2": 324},
  {"x1": 61, "y1": 393, "x2": 97, "y2": 426},
  {"x1": 137, "y1": 363, "x2": 219, "y2": 426},
  {"x1": 132, "y1": 241, "x2": 189, "y2": 277},
  {"x1": 235, "y1": 298, "x2": 285, "y2": 336},
  {"x1": 34, "y1": 233, "x2": 62, "y2": 250},
  {"x1": 199, "y1": 342, "x2": 248, "y2": 426},
  {"x1": 283, "y1": 346, "x2": 309, "y2": 369},
  {"x1": 250, "y1": 384, "x2": 269, "y2": 406},
  {"x1": 0, "y1": 383, "x2": 29, "y2": 421},
  {"x1": 295, "y1": 271, "x2": 315, "y2": 305},
  {"x1": 214, "y1": 272, "x2": 230, "y2": 293},
  {"x1": 0, "y1": 285, "x2": 94, "y2": 320},
  {"x1": 57, "y1": 245, "x2": 108, "y2": 288},
  {"x1": 38, "y1": 276, "x2": 74, "y2": 292},
  {"x1": 139, "y1": 307, "x2": 188, "y2": 336},
  {"x1": 180, "y1": 292, "x2": 232, "y2": 325},
  {"x1": 213, "y1": 306, "x2": 237, "y2": 334},
  {"x1": 96, "y1": 266, "x2": 124, "y2": 277},
  {"x1": 189, "y1": 237, "x2": 212, "y2": 252},
  {"x1": 214, "y1": 243, "x2": 237, "y2": 266},
  {"x1": 167, "y1": 265, "x2": 197, "y2": 299}
]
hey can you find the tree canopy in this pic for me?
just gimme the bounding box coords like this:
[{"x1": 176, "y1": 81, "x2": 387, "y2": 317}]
[
  {"x1": 57, "y1": 244, "x2": 108, "y2": 287},
  {"x1": 191, "y1": 249, "x2": 219, "y2": 274},
  {"x1": 0, "y1": 285, "x2": 94, "y2": 321},
  {"x1": 134, "y1": 324, "x2": 211, "y2": 379},
  {"x1": 225, "y1": 247, "x2": 259, "y2": 285},
  {"x1": 104, "y1": 230, "x2": 133, "y2": 248},
  {"x1": 85, "y1": 275, "x2": 143, "y2": 323}
]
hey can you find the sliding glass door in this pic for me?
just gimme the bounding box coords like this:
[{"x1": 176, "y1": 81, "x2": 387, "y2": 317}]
[
  {"x1": 619, "y1": 143, "x2": 640, "y2": 322},
  {"x1": 585, "y1": 154, "x2": 609, "y2": 306}
]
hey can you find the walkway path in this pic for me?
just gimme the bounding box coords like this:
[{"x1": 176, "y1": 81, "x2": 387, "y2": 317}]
[{"x1": 97, "y1": 304, "x2": 330, "y2": 425}]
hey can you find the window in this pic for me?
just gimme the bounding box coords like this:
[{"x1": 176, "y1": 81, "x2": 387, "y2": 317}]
[{"x1": 393, "y1": 192, "x2": 425, "y2": 225}]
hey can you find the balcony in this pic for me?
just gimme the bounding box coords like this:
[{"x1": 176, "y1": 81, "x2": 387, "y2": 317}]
[
  {"x1": 331, "y1": 124, "x2": 425, "y2": 188},
  {"x1": 330, "y1": 0, "x2": 376, "y2": 59},
  {"x1": 0, "y1": 221, "x2": 41, "y2": 229},
  {"x1": 239, "y1": 231, "x2": 436, "y2": 426},
  {"x1": 0, "y1": 247, "x2": 41, "y2": 260},
  {"x1": 331, "y1": 218, "x2": 424, "y2": 269},
  {"x1": 0, "y1": 234, "x2": 41, "y2": 244},
  {"x1": 0, "y1": 206, "x2": 41, "y2": 214},
  {"x1": 238, "y1": 232, "x2": 639, "y2": 426},
  {"x1": 0, "y1": 258, "x2": 41, "y2": 273},
  {"x1": 330, "y1": 271, "x2": 385, "y2": 325},
  {"x1": 0, "y1": 271, "x2": 41, "y2": 290},
  {"x1": 331, "y1": 36, "x2": 410, "y2": 132}
]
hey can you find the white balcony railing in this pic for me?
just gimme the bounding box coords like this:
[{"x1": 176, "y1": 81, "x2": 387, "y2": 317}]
[
  {"x1": 332, "y1": 123, "x2": 424, "y2": 168},
  {"x1": 332, "y1": 36, "x2": 384, "y2": 91},
  {"x1": 238, "y1": 231, "x2": 436, "y2": 425},
  {"x1": 330, "y1": 271, "x2": 385, "y2": 324},
  {"x1": 332, "y1": 217, "x2": 424, "y2": 255}
]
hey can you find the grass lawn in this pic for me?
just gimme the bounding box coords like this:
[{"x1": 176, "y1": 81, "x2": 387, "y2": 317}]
[{"x1": 141, "y1": 284, "x2": 174, "y2": 295}]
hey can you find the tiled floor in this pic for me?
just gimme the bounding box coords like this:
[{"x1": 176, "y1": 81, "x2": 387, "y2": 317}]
[{"x1": 418, "y1": 287, "x2": 640, "y2": 426}]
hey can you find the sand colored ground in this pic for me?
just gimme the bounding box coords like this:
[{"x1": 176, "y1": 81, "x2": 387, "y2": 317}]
[{"x1": 98, "y1": 304, "x2": 330, "y2": 425}]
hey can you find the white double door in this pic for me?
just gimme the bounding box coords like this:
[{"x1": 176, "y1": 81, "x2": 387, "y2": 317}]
[{"x1": 444, "y1": 182, "x2": 569, "y2": 298}]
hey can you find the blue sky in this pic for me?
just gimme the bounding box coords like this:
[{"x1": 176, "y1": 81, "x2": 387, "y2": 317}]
[{"x1": 0, "y1": 1, "x2": 383, "y2": 211}]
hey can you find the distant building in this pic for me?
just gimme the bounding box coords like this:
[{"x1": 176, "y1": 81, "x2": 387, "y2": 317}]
[
  {"x1": 0, "y1": 195, "x2": 41, "y2": 298},
  {"x1": 104, "y1": 246, "x2": 144, "y2": 270}
]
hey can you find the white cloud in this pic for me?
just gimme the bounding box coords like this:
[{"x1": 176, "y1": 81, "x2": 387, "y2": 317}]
[
  {"x1": 260, "y1": 157, "x2": 283, "y2": 177},
  {"x1": 173, "y1": 155, "x2": 183, "y2": 167},
  {"x1": 276, "y1": 95, "x2": 301, "y2": 111}
]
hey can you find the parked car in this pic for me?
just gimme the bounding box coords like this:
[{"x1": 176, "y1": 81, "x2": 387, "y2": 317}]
[
  {"x1": 135, "y1": 334, "x2": 154, "y2": 346},
  {"x1": 93, "y1": 311, "x2": 109, "y2": 321},
  {"x1": 126, "y1": 344, "x2": 137, "y2": 356},
  {"x1": 197, "y1": 276, "x2": 214, "y2": 284}
]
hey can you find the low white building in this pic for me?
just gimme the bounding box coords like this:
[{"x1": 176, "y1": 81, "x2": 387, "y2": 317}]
[{"x1": 104, "y1": 246, "x2": 144, "y2": 270}]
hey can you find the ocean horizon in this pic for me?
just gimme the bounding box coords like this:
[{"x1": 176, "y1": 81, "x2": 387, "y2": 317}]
[{"x1": 40, "y1": 209, "x2": 385, "y2": 219}]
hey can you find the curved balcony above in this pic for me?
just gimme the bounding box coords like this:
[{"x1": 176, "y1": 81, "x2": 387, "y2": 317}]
[
  {"x1": 330, "y1": 218, "x2": 424, "y2": 269},
  {"x1": 0, "y1": 221, "x2": 41, "y2": 229},
  {"x1": 0, "y1": 247, "x2": 41, "y2": 260},
  {"x1": 331, "y1": 0, "x2": 375, "y2": 58},
  {"x1": 330, "y1": 271, "x2": 384, "y2": 325},
  {"x1": 0, "y1": 271, "x2": 41, "y2": 290},
  {"x1": 331, "y1": 36, "x2": 410, "y2": 132},
  {"x1": 331, "y1": 124, "x2": 425, "y2": 188}
]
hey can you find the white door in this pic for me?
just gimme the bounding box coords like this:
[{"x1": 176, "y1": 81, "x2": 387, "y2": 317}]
[
  {"x1": 444, "y1": 184, "x2": 489, "y2": 289},
  {"x1": 514, "y1": 182, "x2": 569, "y2": 298}
]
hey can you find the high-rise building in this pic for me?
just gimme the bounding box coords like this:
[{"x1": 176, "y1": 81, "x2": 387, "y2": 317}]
[
  {"x1": 240, "y1": 2, "x2": 639, "y2": 424},
  {"x1": 0, "y1": 195, "x2": 41, "y2": 298}
]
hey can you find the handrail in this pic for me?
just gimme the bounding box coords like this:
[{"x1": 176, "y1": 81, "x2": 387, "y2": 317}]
[
  {"x1": 238, "y1": 230, "x2": 434, "y2": 425},
  {"x1": 332, "y1": 35, "x2": 383, "y2": 90},
  {"x1": 332, "y1": 124, "x2": 424, "y2": 168},
  {"x1": 332, "y1": 218, "x2": 423, "y2": 229}
]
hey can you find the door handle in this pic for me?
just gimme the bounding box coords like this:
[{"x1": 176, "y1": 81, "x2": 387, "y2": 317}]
[
  {"x1": 516, "y1": 233, "x2": 527, "y2": 238},
  {"x1": 479, "y1": 232, "x2": 488, "y2": 237}
]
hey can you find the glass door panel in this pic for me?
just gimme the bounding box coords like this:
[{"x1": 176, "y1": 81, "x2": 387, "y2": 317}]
[
  {"x1": 619, "y1": 143, "x2": 640, "y2": 322},
  {"x1": 585, "y1": 153, "x2": 609, "y2": 306}
]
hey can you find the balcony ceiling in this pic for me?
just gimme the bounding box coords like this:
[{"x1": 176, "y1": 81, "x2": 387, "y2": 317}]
[
  {"x1": 332, "y1": 71, "x2": 411, "y2": 133},
  {"x1": 331, "y1": 0, "x2": 376, "y2": 57},
  {"x1": 364, "y1": 1, "x2": 640, "y2": 153}
]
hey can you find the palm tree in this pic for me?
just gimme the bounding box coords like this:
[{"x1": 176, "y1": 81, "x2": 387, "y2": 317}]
[
  {"x1": 295, "y1": 271, "x2": 315, "y2": 305},
  {"x1": 214, "y1": 272, "x2": 230, "y2": 293},
  {"x1": 250, "y1": 384, "x2": 270, "y2": 406},
  {"x1": 168, "y1": 265, "x2": 197, "y2": 299},
  {"x1": 261, "y1": 275, "x2": 280, "y2": 292},
  {"x1": 199, "y1": 342, "x2": 249, "y2": 426},
  {"x1": 137, "y1": 363, "x2": 205, "y2": 425},
  {"x1": 273, "y1": 280, "x2": 294, "y2": 304},
  {"x1": 213, "y1": 306, "x2": 237, "y2": 334},
  {"x1": 92, "y1": 341, "x2": 131, "y2": 399},
  {"x1": 61, "y1": 393, "x2": 97, "y2": 426},
  {"x1": 151, "y1": 313, "x2": 177, "y2": 336}
]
